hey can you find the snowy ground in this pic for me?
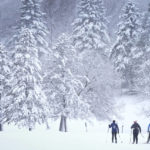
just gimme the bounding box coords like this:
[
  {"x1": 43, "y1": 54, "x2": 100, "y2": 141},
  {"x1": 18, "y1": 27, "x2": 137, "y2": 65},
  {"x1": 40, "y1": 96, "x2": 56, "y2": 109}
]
[
  {"x1": 0, "y1": 95, "x2": 150, "y2": 150},
  {"x1": 0, "y1": 131, "x2": 149, "y2": 150}
]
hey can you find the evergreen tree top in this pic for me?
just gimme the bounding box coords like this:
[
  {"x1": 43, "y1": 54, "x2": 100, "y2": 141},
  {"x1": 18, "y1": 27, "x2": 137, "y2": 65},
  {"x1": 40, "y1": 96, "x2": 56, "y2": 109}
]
[
  {"x1": 20, "y1": 0, "x2": 46, "y2": 28},
  {"x1": 142, "y1": 3, "x2": 150, "y2": 30},
  {"x1": 72, "y1": 0, "x2": 110, "y2": 53},
  {"x1": 120, "y1": 1, "x2": 140, "y2": 20},
  {"x1": 77, "y1": 0, "x2": 106, "y2": 21},
  {"x1": 116, "y1": 1, "x2": 141, "y2": 41}
]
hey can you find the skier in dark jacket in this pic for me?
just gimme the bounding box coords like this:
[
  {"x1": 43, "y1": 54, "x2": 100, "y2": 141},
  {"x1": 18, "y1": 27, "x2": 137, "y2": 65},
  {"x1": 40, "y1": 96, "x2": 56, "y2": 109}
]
[
  {"x1": 131, "y1": 121, "x2": 141, "y2": 144},
  {"x1": 109, "y1": 120, "x2": 119, "y2": 143},
  {"x1": 147, "y1": 123, "x2": 150, "y2": 143}
]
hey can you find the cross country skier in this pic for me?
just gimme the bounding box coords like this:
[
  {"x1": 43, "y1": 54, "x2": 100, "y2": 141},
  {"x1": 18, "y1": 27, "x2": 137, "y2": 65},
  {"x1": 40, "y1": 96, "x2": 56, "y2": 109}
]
[
  {"x1": 131, "y1": 121, "x2": 141, "y2": 144},
  {"x1": 147, "y1": 123, "x2": 150, "y2": 143},
  {"x1": 109, "y1": 120, "x2": 119, "y2": 143}
]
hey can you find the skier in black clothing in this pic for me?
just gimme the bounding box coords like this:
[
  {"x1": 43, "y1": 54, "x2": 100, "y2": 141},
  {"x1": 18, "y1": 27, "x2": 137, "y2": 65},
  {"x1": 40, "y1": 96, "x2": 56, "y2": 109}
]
[
  {"x1": 147, "y1": 123, "x2": 150, "y2": 143},
  {"x1": 131, "y1": 121, "x2": 141, "y2": 144},
  {"x1": 109, "y1": 120, "x2": 119, "y2": 143}
]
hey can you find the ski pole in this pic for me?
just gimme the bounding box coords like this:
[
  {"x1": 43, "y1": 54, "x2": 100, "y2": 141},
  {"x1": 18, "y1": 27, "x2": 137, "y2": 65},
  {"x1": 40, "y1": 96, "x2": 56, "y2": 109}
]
[
  {"x1": 107, "y1": 126, "x2": 109, "y2": 133},
  {"x1": 140, "y1": 132, "x2": 145, "y2": 138},
  {"x1": 122, "y1": 125, "x2": 124, "y2": 134},
  {"x1": 118, "y1": 134, "x2": 123, "y2": 143},
  {"x1": 106, "y1": 126, "x2": 110, "y2": 143},
  {"x1": 129, "y1": 130, "x2": 132, "y2": 144}
]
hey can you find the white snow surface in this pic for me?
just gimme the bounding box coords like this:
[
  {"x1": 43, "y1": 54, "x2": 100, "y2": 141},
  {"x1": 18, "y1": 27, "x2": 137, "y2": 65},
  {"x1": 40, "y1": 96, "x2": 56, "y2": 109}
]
[{"x1": 0, "y1": 95, "x2": 150, "y2": 150}]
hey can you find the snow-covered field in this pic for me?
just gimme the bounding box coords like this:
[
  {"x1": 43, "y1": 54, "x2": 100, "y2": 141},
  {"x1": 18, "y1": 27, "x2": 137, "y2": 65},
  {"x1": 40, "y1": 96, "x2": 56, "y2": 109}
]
[
  {"x1": 0, "y1": 130, "x2": 149, "y2": 150},
  {"x1": 0, "y1": 95, "x2": 150, "y2": 150}
]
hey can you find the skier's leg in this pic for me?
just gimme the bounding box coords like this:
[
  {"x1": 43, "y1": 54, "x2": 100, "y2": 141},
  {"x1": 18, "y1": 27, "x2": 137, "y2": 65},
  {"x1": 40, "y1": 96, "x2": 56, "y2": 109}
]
[
  {"x1": 133, "y1": 133, "x2": 135, "y2": 144},
  {"x1": 136, "y1": 133, "x2": 138, "y2": 144},
  {"x1": 112, "y1": 132, "x2": 114, "y2": 143},
  {"x1": 147, "y1": 132, "x2": 150, "y2": 143},
  {"x1": 115, "y1": 132, "x2": 117, "y2": 143}
]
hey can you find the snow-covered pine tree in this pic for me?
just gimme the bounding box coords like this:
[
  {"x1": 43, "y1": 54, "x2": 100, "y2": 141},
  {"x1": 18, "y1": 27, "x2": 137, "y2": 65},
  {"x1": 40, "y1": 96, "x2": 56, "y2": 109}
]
[
  {"x1": 20, "y1": 0, "x2": 52, "y2": 100},
  {"x1": 72, "y1": 0, "x2": 110, "y2": 54},
  {"x1": 110, "y1": 1, "x2": 141, "y2": 91},
  {"x1": 2, "y1": 0, "x2": 50, "y2": 129},
  {"x1": 72, "y1": 0, "x2": 120, "y2": 121},
  {"x1": 0, "y1": 43, "x2": 10, "y2": 131},
  {"x1": 134, "y1": 3, "x2": 150, "y2": 95},
  {"x1": 44, "y1": 33, "x2": 89, "y2": 132},
  {"x1": 2, "y1": 28, "x2": 49, "y2": 129},
  {"x1": 20, "y1": 0, "x2": 50, "y2": 55}
]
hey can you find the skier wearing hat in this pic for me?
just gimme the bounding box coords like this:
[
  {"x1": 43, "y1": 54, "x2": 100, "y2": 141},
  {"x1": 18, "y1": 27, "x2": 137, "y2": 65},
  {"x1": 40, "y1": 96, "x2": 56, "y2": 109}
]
[
  {"x1": 131, "y1": 121, "x2": 141, "y2": 144},
  {"x1": 109, "y1": 120, "x2": 119, "y2": 143}
]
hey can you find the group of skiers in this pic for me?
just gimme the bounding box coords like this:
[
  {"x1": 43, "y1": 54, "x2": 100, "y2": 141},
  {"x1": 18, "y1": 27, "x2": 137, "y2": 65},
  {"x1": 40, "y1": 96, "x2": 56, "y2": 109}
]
[{"x1": 108, "y1": 120, "x2": 150, "y2": 144}]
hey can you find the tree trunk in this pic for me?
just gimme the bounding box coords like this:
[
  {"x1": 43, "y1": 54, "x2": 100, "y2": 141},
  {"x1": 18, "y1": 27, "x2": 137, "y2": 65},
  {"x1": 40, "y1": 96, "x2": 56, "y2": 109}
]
[
  {"x1": 0, "y1": 123, "x2": 3, "y2": 131},
  {"x1": 46, "y1": 121, "x2": 50, "y2": 130},
  {"x1": 59, "y1": 115, "x2": 67, "y2": 132},
  {"x1": 29, "y1": 127, "x2": 32, "y2": 131},
  {"x1": 85, "y1": 122, "x2": 88, "y2": 132}
]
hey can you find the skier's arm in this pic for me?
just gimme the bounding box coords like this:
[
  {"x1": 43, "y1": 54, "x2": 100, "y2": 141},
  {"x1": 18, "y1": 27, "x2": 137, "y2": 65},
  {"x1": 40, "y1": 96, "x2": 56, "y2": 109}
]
[
  {"x1": 109, "y1": 123, "x2": 112, "y2": 128},
  {"x1": 131, "y1": 124, "x2": 134, "y2": 129},
  {"x1": 148, "y1": 124, "x2": 150, "y2": 132},
  {"x1": 131, "y1": 124, "x2": 134, "y2": 133},
  {"x1": 138, "y1": 124, "x2": 141, "y2": 133}
]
